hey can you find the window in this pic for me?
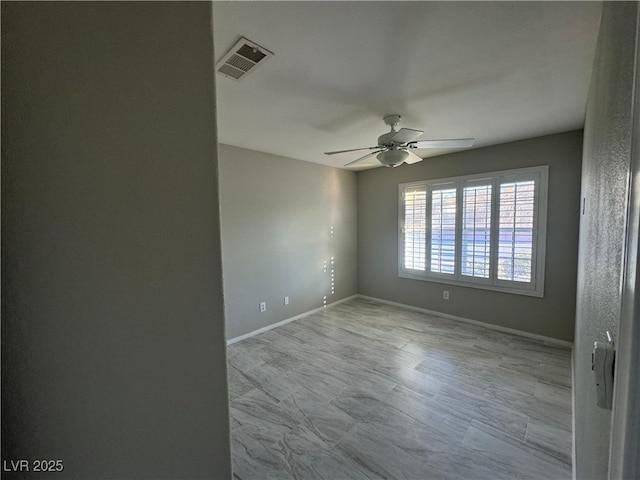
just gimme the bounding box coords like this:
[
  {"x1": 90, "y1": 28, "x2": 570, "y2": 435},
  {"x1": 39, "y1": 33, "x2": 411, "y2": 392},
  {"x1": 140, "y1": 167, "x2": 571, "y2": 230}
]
[
  {"x1": 403, "y1": 186, "x2": 427, "y2": 271},
  {"x1": 430, "y1": 186, "x2": 456, "y2": 275},
  {"x1": 399, "y1": 166, "x2": 548, "y2": 297},
  {"x1": 462, "y1": 182, "x2": 492, "y2": 280}
]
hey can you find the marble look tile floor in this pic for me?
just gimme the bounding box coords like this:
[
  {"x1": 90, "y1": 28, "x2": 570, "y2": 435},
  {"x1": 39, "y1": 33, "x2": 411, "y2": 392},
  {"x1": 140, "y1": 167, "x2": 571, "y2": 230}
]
[{"x1": 227, "y1": 298, "x2": 573, "y2": 480}]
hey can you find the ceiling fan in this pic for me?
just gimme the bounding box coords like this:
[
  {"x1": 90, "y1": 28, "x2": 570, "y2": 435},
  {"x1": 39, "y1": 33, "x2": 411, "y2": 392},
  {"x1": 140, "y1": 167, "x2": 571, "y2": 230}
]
[{"x1": 324, "y1": 115, "x2": 475, "y2": 167}]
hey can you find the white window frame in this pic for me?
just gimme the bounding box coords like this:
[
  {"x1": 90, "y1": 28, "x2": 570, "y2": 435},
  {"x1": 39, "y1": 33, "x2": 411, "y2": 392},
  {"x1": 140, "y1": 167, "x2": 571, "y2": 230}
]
[{"x1": 398, "y1": 165, "x2": 548, "y2": 297}]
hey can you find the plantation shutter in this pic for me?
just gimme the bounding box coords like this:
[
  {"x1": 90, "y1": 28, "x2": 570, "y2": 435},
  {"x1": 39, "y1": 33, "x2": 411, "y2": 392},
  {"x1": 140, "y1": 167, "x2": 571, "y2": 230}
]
[
  {"x1": 461, "y1": 183, "x2": 492, "y2": 279},
  {"x1": 403, "y1": 186, "x2": 427, "y2": 271},
  {"x1": 430, "y1": 186, "x2": 457, "y2": 275},
  {"x1": 497, "y1": 179, "x2": 536, "y2": 283}
]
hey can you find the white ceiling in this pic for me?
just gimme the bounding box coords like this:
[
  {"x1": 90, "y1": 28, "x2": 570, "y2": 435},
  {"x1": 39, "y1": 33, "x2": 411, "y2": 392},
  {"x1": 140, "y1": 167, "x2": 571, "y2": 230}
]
[{"x1": 212, "y1": 1, "x2": 602, "y2": 170}]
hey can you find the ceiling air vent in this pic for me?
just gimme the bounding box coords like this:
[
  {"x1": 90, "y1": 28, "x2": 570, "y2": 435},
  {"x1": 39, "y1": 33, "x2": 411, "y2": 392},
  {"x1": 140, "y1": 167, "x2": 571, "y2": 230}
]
[{"x1": 216, "y1": 37, "x2": 273, "y2": 81}]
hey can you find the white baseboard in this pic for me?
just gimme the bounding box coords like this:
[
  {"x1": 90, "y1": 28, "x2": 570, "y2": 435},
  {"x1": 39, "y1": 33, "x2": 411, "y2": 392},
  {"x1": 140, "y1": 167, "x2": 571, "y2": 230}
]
[
  {"x1": 357, "y1": 294, "x2": 574, "y2": 348},
  {"x1": 227, "y1": 293, "x2": 573, "y2": 349},
  {"x1": 571, "y1": 349, "x2": 576, "y2": 480},
  {"x1": 226, "y1": 294, "x2": 358, "y2": 346}
]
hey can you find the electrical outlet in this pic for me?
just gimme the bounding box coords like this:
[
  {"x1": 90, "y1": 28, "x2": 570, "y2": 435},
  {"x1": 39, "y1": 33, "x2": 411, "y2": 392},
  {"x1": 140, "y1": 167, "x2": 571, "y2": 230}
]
[
  {"x1": 284, "y1": 296, "x2": 289, "y2": 306},
  {"x1": 259, "y1": 302, "x2": 266, "y2": 312},
  {"x1": 443, "y1": 290, "x2": 450, "y2": 300}
]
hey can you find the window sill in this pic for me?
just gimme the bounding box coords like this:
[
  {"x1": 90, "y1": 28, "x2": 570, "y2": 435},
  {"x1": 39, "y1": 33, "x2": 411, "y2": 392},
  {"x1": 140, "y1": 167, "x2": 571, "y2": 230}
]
[{"x1": 398, "y1": 271, "x2": 544, "y2": 298}]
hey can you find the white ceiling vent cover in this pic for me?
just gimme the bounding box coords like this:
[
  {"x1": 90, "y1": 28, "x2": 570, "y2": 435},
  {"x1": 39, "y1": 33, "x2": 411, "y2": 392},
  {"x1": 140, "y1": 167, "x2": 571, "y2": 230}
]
[{"x1": 216, "y1": 37, "x2": 273, "y2": 81}]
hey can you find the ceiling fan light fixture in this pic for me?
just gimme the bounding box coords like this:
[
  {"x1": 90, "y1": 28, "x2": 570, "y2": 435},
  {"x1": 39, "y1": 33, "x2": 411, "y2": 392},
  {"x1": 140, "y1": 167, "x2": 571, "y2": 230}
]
[
  {"x1": 326, "y1": 114, "x2": 474, "y2": 168},
  {"x1": 377, "y1": 149, "x2": 409, "y2": 167}
]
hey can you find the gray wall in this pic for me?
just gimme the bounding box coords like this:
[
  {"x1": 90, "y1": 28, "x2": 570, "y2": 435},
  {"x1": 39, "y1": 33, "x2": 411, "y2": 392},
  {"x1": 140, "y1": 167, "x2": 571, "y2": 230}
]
[
  {"x1": 574, "y1": 2, "x2": 638, "y2": 479},
  {"x1": 609, "y1": 8, "x2": 640, "y2": 477},
  {"x1": 218, "y1": 144, "x2": 357, "y2": 340},
  {"x1": 1, "y1": 3, "x2": 231, "y2": 478},
  {"x1": 357, "y1": 131, "x2": 582, "y2": 341}
]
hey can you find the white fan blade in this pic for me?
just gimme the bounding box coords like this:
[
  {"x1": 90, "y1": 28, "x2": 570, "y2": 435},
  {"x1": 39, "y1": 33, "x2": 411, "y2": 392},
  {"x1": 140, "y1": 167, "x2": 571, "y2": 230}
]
[
  {"x1": 405, "y1": 150, "x2": 424, "y2": 164},
  {"x1": 410, "y1": 138, "x2": 475, "y2": 149},
  {"x1": 325, "y1": 146, "x2": 379, "y2": 155},
  {"x1": 344, "y1": 150, "x2": 382, "y2": 166},
  {"x1": 391, "y1": 128, "x2": 423, "y2": 144}
]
